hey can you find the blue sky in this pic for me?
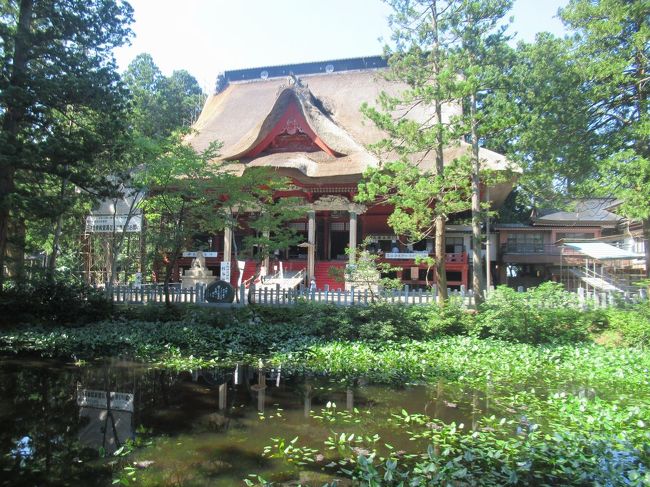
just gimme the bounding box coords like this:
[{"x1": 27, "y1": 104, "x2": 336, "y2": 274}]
[{"x1": 114, "y1": 0, "x2": 569, "y2": 92}]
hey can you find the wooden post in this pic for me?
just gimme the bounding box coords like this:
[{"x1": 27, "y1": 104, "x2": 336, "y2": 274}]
[
  {"x1": 307, "y1": 210, "x2": 316, "y2": 282},
  {"x1": 219, "y1": 383, "x2": 227, "y2": 410},
  {"x1": 240, "y1": 283, "x2": 246, "y2": 306},
  {"x1": 223, "y1": 225, "x2": 233, "y2": 263},
  {"x1": 348, "y1": 211, "x2": 358, "y2": 263}
]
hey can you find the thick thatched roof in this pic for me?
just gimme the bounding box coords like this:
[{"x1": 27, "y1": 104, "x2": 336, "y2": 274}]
[{"x1": 187, "y1": 57, "x2": 514, "y2": 204}]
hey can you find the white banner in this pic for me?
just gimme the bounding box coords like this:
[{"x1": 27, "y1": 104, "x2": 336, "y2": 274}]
[
  {"x1": 85, "y1": 215, "x2": 142, "y2": 233},
  {"x1": 220, "y1": 261, "x2": 231, "y2": 281},
  {"x1": 182, "y1": 251, "x2": 218, "y2": 258}
]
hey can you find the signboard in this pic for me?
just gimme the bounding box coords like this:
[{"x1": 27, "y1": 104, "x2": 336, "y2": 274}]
[
  {"x1": 77, "y1": 389, "x2": 134, "y2": 412},
  {"x1": 85, "y1": 215, "x2": 142, "y2": 233},
  {"x1": 220, "y1": 261, "x2": 231, "y2": 281},
  {"x1": 205, "y1": 280, "x2": 235, "y2": 303},
  {"x1": 182, "y1": 251, "x2": 218, "y2": 258},
  {"x1": 385, "y1": 252, "x2": 430, "y2": 260}
]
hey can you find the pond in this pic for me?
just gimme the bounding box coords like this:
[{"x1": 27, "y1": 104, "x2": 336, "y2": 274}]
[{"x1": 0, "y1": 358, "x2": 496, "y2": 486}]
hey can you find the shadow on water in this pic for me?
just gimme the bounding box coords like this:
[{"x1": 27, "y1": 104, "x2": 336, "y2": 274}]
[{"x1": 0, "y1": 358, "x2": 492, "y2": 486}]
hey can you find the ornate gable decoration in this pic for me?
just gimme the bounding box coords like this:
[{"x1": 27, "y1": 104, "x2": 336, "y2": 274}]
[{"x1": 244, "y1": 90, "x2": 339, "y2": 158}]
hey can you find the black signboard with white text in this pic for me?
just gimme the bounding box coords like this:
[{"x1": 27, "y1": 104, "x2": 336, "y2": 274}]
[{"x1": 205, "y1": 280, "x2": 235, "y2": 303}]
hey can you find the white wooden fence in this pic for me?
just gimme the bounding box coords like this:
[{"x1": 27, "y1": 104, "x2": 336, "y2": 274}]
[
  {"x1": 107, "y1": 283, "x2": 208, "y2": 304},
  {"x1": 105, "y1": 282, "x2": 647, "y2": 308}
]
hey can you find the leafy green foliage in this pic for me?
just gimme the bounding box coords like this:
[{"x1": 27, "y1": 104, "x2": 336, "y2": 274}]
[
  {"x1": 0, "y1": 277, "x2": 112, "y2": 327},
  {"x1": 488, "y1": 34, "x2": 598, "y2": 204},
  {"x1": 123, "y1": 53, "x2": 206, "y2": 139},
  {"x1": 473, "y1": 283, "x2": 594, "y2": 344},
  {"x1": 0, "y1": 0, "x2": 135, "y2": 286},
  {"x1": 560, "y1": 0, "x2": 650, "y2": 218},
  {"x1": 606, "y1": 303, "x2": 650, "y2": 347},
  {"x1": 319, "y1": 396, "x2": 650, "y2": 486},
  {"x1": 357, "y1": 158, "x2": 472, "y2": 240},
  {"x1": 248, "y1": 385, "x2": 650, "y2": 486}
]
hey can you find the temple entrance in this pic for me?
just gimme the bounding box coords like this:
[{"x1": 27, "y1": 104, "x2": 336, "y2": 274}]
[{"x1": 329, "y1": 231, "x2": 349, "y2": 260}]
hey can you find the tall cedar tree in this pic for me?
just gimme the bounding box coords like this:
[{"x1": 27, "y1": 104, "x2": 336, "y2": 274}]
[
  {"x1": 0, "y1": 0, "x2": 133, "y2": 288},
  {"x1": 360, "y1": 0, "x2": 474, "y2": 302},
  {"x1": 450, "y1": 0, "x2": 513, "y2": 301}
]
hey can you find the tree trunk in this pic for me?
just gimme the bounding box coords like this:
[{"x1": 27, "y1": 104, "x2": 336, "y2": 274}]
[
  {"x1": 434, "y1": 215, "x2": 447, "y2": 302},
  {"x1": 430, "y1": 0, "x2": 448, "y2": 302},
  {"x1": 0, "y1": 0, "x2": 33, "y2": 291},
  {"x1": 47, "y1": 174, "x2": 68, "y2": 279},
  {"x1": 5, "y1": 216, "x2": 26, "y2": 281},
  {"x1": 643, "y1": 218, "x2": 650, "y2": 278},
  {"x1": 470, "y1": 92, "x2": 485, "y2": 303},
  {"x1": 433, "y1": 96, "x2": 447, "y2": 301}
]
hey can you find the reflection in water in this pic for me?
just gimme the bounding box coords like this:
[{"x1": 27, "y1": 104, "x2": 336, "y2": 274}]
[
  {"x1": 76, "y1": 385, "x2": 134, "y2": 453},
  {"x1": 0, "y1": 359, "x2": 485, "y2": 486}
]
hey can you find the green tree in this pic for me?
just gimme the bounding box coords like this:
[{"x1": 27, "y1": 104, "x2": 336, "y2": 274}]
[
  {"x1": 136, "y1": 132, "x2": 220, "y2": 298},
  {"x1": 159, "y1": 69, "x2": 205, "y2": 131},
  {"x1": 488, "y1": 35, "x2": 598, "y2": 205},
  {"x1": 450, "y1": 0, "x2": 513, "y2": 300},
  {"x1": 0, "y1": 0, "x2": 134, "y2": 288},
  {"x1": 92, "y1": 55, "x2": 205, "y2": 285},
  {"x1": 560, "y1": 0, "x2": 649, "y2": 275},
  {"x1": 123, "y1": 53, "x2": 165, "y2": 138},
  {"x1": 360, "y1": 0, "x2": 475, "y2": 301},
  {"x1": 123, "y1": 54, "x2": 205, "y2": 139},
  {"x1": 361, "y1": 0, "x2": 513, "y2": 302},
  {"x1": 140, "y1": 131, "x2": 303, "y2": 299}
]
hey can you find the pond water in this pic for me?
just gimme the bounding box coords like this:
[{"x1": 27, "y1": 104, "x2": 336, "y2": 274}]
[{"x1": 0, "y1": 358, "x2": 493, "y2": 486}]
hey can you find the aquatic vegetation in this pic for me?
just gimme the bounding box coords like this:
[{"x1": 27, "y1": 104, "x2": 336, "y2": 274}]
[
  {"x1": 247, "y1": 393, "x2": 650, "y2": 486},
  {"x1": 272, "y1": 338, "x2": 650, "y2": 400}
]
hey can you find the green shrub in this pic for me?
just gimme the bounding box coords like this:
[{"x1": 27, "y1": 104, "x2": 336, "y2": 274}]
[
  {"x1": 0, "y1": 278, "x2": 112, "y2": 327},
  {"x1": 474, "y1": 283, "x2": 591, "y2": 344},
  {"x1": 606, "y1": 304, "x2": 650, "y2": 347},
  {"x1": 410, "y1": 301, "x2": 473, "y2": 337}
]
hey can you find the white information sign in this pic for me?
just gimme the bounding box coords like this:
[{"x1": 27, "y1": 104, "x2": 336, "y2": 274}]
[
  {"x1": 182, "y1": 251, "x2": 218, "y2": 258},
  {"x1": 220, "y1": 261, "x2": 231, "y2": 281},
  {"x1": 85, "y1": 215, "x2": 142, "y2": 233}
]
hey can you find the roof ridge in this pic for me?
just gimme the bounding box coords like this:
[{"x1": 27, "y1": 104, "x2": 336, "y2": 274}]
[{"x1": 221, "y1": 55, "x2": 387, "y2": 83}]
